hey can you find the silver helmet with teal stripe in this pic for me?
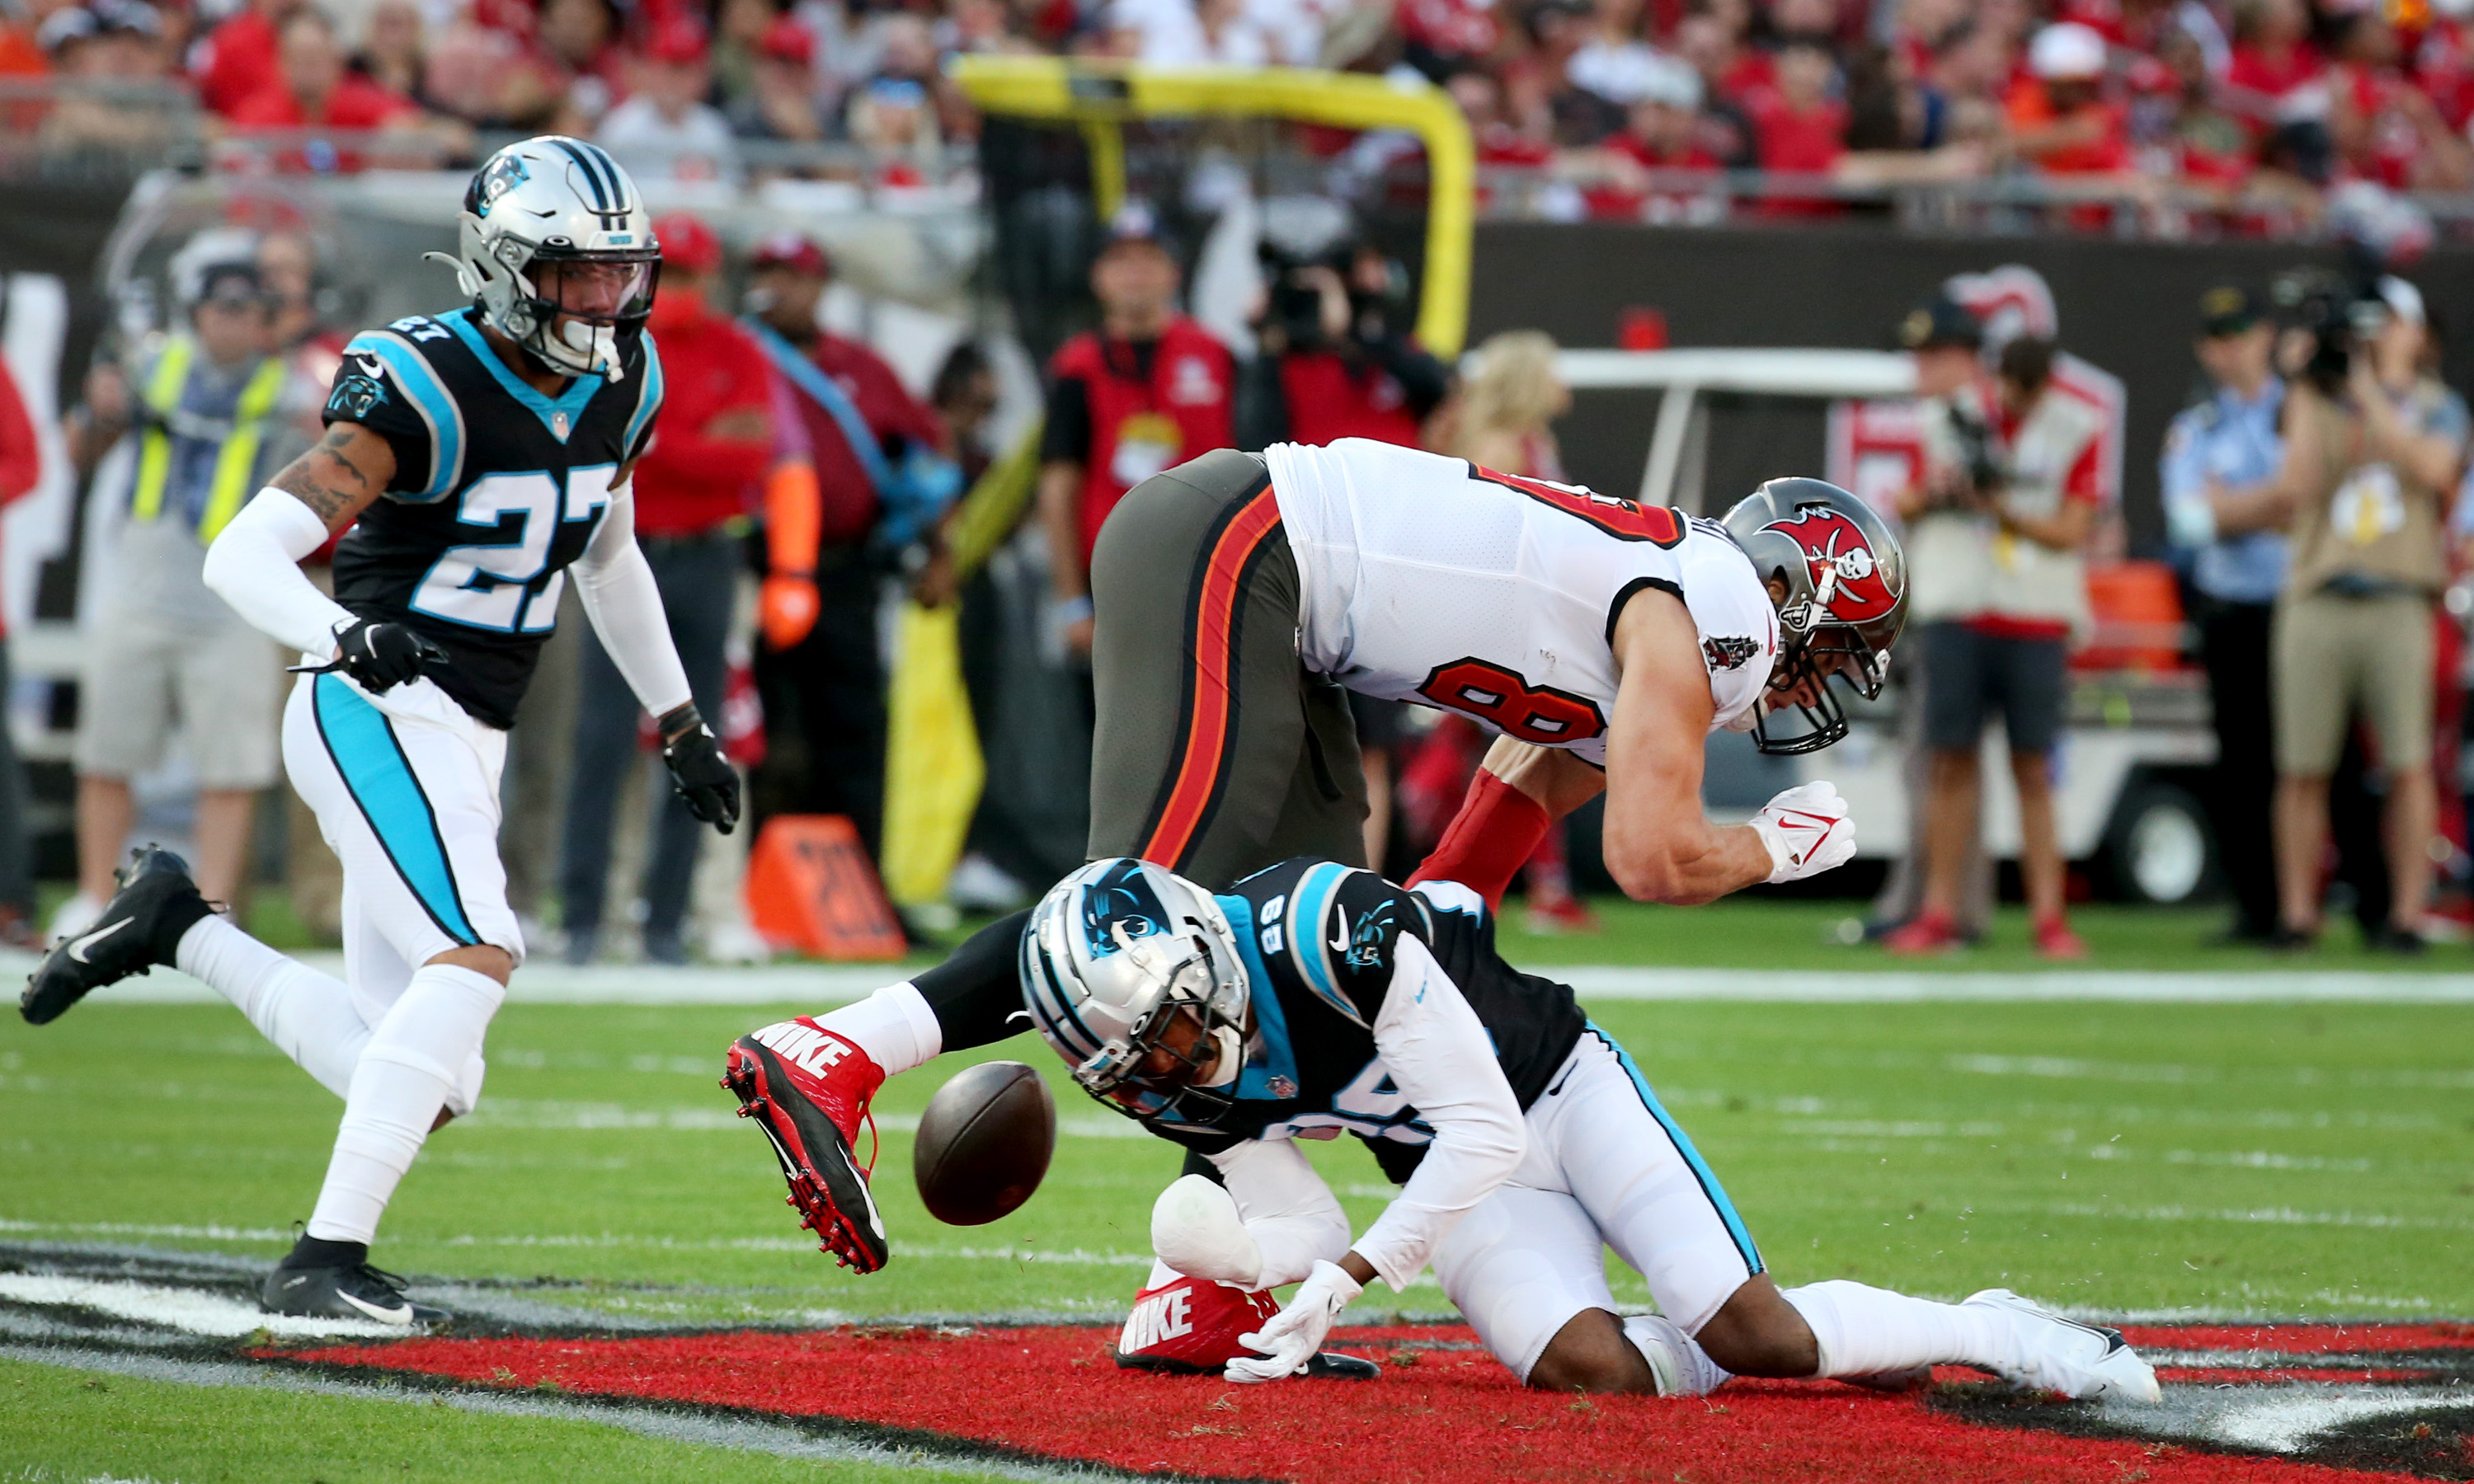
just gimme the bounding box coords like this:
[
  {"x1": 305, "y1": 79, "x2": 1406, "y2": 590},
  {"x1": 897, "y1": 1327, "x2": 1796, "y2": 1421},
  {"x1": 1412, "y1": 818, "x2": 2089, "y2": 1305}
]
[
  {"x1": 1019, "y1": 858, "x2": 1250, "y2": 1120},
  {"x1": 426, "y1": 136, "x2": 659, "y2": 382}
]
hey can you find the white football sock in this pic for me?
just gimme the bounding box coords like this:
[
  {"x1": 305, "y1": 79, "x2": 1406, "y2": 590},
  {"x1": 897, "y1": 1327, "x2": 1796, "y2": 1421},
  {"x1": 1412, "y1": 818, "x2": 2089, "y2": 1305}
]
[
  {"x1": 812, "y1": 982, "x2": 942, "y2": 1076},
  {"x1": 1781, "y1": 1280, "x2": 2015, "y2": 1378},
  {"x1": 305, "y1": 963, "x2": 505, "y2": 1245},
  {"x1": 176, "y1": 914, "x2": 370, "y2": 1100}
]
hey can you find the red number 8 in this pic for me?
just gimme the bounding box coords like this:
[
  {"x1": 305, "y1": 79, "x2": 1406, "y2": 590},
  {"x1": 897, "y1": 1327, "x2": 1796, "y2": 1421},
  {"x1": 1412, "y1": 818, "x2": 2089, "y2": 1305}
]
[{"x1": 1416, "y1": 658, "x2": 1606, "y2": 745}]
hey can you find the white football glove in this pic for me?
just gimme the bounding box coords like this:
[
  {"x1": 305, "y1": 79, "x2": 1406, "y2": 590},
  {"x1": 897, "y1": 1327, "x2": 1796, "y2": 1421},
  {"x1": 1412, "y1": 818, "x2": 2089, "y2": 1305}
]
[
  {"x1": 1749, "y1": 781, "x2": 1856, "y2": 884},
  {"x1": 1225, "y1": 1259, "x2": 1362, "y2": 1383}
]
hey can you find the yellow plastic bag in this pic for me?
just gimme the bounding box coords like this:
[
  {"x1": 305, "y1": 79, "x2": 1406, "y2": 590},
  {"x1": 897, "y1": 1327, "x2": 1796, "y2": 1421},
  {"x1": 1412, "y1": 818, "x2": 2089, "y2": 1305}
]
[{"x1": 879, "y1": 599, "x2": 984, "y2": 906}]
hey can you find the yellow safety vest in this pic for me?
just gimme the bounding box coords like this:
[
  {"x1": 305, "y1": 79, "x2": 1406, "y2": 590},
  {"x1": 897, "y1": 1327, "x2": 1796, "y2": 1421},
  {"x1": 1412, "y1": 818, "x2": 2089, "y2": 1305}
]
[{"x1": 130, "y1": 337, "x2": 289, "y2": 544}]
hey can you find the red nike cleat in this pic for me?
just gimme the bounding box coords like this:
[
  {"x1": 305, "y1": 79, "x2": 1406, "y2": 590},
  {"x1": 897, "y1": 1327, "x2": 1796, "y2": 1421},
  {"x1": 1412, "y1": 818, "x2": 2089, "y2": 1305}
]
[
  {"x1": 723, "y1": 1020, "x2": 890, "y2": 1273},
  {"x1": 1113, "y1": 1275, "x2": 1379, "y2": 1379}
]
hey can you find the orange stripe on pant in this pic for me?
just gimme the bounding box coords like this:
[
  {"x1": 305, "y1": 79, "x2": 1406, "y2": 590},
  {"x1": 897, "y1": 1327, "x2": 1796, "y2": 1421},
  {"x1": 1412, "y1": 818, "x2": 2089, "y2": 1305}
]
[{"x1": 1136, "y1": 486, "x2": 1285, "y2": 871}]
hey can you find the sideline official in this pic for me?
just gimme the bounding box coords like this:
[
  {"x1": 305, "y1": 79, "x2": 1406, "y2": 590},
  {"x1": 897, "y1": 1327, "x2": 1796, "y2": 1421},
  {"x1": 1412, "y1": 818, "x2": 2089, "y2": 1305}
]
[{"x1": 2161, "y1": 285, "x2": 2287, "y2": 946}]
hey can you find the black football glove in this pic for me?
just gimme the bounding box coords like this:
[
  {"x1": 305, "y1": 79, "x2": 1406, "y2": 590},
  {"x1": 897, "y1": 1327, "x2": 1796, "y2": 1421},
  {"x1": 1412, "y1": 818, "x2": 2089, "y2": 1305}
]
[
  {"x1": 293, "y1": 618, "x2": 449, "y2": 693},
  {"x1": 660, "y1": 707, "x2": 741, "y2": 835}
]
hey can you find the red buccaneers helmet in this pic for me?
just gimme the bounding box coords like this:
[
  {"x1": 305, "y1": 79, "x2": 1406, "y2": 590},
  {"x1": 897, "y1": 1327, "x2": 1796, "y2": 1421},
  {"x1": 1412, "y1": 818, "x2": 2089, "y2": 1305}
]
[{"x1": 1721, "y1": 478, "x2": 1907, "y2": 755}]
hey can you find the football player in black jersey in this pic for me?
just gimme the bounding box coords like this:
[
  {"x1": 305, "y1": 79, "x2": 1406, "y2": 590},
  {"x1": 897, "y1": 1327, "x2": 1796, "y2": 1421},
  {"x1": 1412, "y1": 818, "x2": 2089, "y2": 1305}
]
[
  {"x1": 727, "y1": 856, "x2": 2160, "y2": 1403},
  {"x1": 21, "y1": 137, "x2": 738, "y2": 1328}
]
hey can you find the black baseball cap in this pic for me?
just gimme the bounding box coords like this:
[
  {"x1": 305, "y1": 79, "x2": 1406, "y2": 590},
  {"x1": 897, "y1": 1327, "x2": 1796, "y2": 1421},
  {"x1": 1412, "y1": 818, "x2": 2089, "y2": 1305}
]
[
  {"x1": 194, "y1": 261, "x2": 267, "y2": 308},
  {"x1": 1898, "y1": 294, "x2": 1982, "y2": 351},
  {"x1": 2198, "y1": 284, "x2": 2262, "y2": 337}
]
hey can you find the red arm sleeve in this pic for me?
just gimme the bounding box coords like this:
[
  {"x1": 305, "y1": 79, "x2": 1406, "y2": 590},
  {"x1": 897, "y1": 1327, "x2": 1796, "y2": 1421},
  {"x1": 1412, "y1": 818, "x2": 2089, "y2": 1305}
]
[{"x1": 0, "y1": 358, "x2": 40, "y2": 506}]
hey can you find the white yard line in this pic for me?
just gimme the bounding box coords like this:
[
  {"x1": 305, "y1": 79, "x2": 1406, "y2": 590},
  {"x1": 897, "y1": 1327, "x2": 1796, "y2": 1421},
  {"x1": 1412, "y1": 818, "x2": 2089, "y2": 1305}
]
[{"x1": 10, "y1": 948, "x2": 2467, "y2": 1005}]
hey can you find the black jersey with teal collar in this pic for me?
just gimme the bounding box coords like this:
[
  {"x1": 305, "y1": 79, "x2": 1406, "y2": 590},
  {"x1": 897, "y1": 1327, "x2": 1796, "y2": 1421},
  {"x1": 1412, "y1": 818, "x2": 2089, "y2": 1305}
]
[
  {"x1": 1142, "y1": 857, "x2": 1586, "y2": 1179},
  {"x1": 321, "y1": 305, "x2": 664, "y2": 729}
]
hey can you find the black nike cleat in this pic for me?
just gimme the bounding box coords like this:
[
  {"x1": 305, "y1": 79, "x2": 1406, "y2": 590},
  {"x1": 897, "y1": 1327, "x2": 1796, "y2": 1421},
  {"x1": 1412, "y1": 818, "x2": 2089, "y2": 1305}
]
[
  {"x1": 262, "y1": 1261, "x2": 452, "y2": 1328},
  {"x1": 21, "y1": 847, "x2": 213, "y2": 1026}
]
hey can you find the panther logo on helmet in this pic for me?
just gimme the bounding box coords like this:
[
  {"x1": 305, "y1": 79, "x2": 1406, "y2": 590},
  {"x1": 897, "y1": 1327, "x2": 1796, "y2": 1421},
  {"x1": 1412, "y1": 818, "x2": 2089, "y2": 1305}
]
[
  {"x1": 1764, "y1": 509, "x2": 1898, "y2": 626},
  {"x1": 1078, "y1": 860, "x2": 1170, "y2": 959}
]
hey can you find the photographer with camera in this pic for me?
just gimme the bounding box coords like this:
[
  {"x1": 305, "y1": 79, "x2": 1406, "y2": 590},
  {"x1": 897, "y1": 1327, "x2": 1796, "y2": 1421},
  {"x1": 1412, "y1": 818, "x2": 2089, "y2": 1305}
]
[
  {"x1": 2260, "y1": 274, "x2": 2469, "y2": 952},
  {"x1": 1242, "y1": 235, "x2": 1451, "y2": 452},
  {"x1": 1886, "y1": 298, "x2": 2106, "y2": 960}
]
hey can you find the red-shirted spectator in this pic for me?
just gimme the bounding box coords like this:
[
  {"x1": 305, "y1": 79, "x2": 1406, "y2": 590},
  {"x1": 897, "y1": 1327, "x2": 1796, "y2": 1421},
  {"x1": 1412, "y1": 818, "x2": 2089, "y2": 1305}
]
[
  {"x1": 228, "y1": 8, "x2": 418, "y2": 129},
  {"x1": 1587, "y1": 60, "x2": 1721, "y2": 216},
  {"x1": 745, "y1": 231, "x2": 946, "y2": 854},
  {"x1": 193, "y1": 0, "x2": 298, "y2": 115},
  {"x1": 557, "y1": 212, "x2": 772, "y2": 965},
  {"x1": 2008, "y1": 21, "x2": 2133, "y2": 173},
  {"x1": 2226, "y1": 0, "x2": 2322, "y2": 121},
  {"x1": 535, "y1": 0, "x2": 628, "y2": 124},
  {"x1": 1038, "y1": 209, "x2": 1233, "y2": 660},
  {"x1": 1748, "y1": 40, "x2": 1847, "y2": 209}
]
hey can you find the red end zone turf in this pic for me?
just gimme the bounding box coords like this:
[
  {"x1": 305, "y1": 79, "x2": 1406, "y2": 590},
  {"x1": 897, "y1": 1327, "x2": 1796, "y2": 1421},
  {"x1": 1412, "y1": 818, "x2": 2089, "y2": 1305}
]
[{"x1": 281, "y1": 1323, "x2": 2467, "y2": 1484}]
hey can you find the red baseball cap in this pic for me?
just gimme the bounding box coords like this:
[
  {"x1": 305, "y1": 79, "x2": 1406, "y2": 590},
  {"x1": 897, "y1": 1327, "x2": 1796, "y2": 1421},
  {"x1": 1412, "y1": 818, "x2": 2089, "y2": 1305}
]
[
  {"x1": 647, "y1": 17, "x2": 708, "y2": 63},
  {"x1": 654, "y1": 213, "x2": 722, "y2": 274},
  {"x1": 749, "y1": 230, "x2": 830, "y2": 277},
  {"x1": 758, "y1": 15, "x2": 813, "y2": 66}
]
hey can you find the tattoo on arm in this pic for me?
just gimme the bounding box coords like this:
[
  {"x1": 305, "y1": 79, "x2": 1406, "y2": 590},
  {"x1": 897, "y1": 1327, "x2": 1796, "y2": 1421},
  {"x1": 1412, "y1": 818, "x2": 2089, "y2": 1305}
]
[{"x1": 272, "y1": 425, "x2": 384, "y2": 528}]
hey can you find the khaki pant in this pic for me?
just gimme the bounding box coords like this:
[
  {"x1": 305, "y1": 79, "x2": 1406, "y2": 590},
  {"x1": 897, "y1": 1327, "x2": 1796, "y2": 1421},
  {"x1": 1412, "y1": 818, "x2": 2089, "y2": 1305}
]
[{"x1": 2271, "y1": 589, "x2": 2433, "y2": 776}]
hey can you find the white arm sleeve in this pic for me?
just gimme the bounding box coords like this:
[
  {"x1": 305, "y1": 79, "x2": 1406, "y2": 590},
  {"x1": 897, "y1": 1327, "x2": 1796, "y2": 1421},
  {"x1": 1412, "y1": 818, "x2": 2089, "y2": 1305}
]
[
  {"x1": 1349, "y1": 933, "x2": 1527, "y2": 1291},
  {"x1": 570, "y1": 479, "x2": 694, "y2": 719},
  {"x1": 1206, "y1": 1138, "x2": 1354, "y2": 1289},
  {"x1": 202, "y1": 489, "x2": 355, "y2": 660}
]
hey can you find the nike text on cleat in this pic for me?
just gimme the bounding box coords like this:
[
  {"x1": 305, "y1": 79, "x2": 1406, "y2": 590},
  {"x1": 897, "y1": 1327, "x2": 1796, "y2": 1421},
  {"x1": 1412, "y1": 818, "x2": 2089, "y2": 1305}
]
[
  {"x1": 722, "y1": 1023, "x2": 889, "y2": 1273},
  {"x1": 260, "y1": 1261, "x2": 451, "y2": 1328},
  {"x1": 21, "y1": 847, "x2": 209, "y2": 1026},
  {"x1": 1963, "y1": 1289, "x2": 2162, "y2": 1404},
  {"x1": 1111, "y1": 1277, "x2": 1379, "y2": 1379}
]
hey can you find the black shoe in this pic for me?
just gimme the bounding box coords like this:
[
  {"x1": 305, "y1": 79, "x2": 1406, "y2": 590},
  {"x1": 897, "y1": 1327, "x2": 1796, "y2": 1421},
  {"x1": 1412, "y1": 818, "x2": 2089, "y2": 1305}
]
[
  {"x1": 1112, "y1": 1347, "x2": 1381, "y2": 1379},
  {"x1": 262, "y1": 1261, "x2": 451, "y2": 1327},
  {"x1": 21, "y1": 848, "x2": 212, "y2": 1026},
  {"x1": 2262, "y1": 925, "x2": 2317, "y2": 953},
  {"x1": 2365, "y1": 922, "x2": 2426, "y2": 955}
]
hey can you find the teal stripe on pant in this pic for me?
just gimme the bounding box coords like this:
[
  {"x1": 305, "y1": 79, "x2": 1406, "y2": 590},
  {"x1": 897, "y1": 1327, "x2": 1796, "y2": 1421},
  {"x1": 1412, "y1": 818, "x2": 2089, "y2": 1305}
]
[
  {"x1": 310, "y1": 674, "x2": 479, "y2": 946},
  {"x1": 1585, "y1": 1020, "x2": 1763, "y2": 1273}
]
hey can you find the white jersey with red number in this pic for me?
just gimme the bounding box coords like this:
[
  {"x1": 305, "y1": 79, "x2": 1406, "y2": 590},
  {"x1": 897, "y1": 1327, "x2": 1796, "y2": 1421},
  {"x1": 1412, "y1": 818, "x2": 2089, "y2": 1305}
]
[{"x1": 1263, "y1": 439, "x2": 1779, "y2": 767}]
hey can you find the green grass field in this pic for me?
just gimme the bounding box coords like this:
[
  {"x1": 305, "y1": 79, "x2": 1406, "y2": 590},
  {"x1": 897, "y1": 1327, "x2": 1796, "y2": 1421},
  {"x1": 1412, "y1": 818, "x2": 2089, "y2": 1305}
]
[{"x1": 4, "y1": 896, "x2": 2472, "y2": 1480}]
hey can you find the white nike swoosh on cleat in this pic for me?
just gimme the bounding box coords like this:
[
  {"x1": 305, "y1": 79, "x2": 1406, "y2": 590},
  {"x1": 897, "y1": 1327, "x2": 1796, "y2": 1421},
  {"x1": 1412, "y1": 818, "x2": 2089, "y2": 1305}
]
[
  {"x1": 65, "y1": 918, "x2": 133, "y2": 965},
  {"x1": 336, "y1": 1288, "x2": 413, "y2": 1325},
  {"x1": 281, "y1": 1275, "x2": 310, "y2": 1289}
]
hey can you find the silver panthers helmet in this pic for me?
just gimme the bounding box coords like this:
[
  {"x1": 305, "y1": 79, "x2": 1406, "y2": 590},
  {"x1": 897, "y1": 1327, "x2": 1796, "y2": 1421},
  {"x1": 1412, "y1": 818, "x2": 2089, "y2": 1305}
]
[
  {"x1": 426, "y1": 136, "x2": 659, "y2": 381},
  {"x1": 1019, "y1": 858, "x2": 1250, "y2": 1123}
]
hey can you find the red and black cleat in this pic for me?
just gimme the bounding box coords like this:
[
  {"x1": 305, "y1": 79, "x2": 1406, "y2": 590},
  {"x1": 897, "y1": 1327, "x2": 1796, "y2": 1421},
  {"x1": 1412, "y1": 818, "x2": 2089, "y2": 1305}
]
[{"x1": 722, "y1": 1019, "x2": 890, "y2": 1273}]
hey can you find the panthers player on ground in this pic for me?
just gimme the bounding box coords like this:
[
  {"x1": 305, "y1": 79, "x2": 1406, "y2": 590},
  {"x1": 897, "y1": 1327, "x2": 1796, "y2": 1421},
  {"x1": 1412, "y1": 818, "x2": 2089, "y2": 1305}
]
[
  {"x1": 20, "y1": 137, "x2": 738, "y2": 1327},
  {"x1": 720, "y1": 470, "x2": 1900, "y2": 1290},
  {"x1": 738, "y1": 857, "x2": 2161, "y2": 1402}
]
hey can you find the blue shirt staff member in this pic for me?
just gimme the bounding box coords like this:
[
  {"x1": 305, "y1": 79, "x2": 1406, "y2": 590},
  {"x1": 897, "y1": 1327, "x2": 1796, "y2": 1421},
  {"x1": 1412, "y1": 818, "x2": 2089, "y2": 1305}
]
[{"x1": 2160, "y1": 284, "x2": 2286, "y2": 946}]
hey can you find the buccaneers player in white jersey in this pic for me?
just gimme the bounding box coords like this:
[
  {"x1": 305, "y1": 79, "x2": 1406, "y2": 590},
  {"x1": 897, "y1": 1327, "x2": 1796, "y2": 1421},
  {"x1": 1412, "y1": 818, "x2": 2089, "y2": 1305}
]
[{"x1": 721, "y1": 441, "x2": 1913, "y2": 1374}]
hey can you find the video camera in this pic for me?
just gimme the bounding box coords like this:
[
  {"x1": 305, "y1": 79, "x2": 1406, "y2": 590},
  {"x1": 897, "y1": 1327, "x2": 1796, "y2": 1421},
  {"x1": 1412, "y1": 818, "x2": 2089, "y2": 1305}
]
[{"x1": 2269, "y1": 265, "x2": 2387, "y2": 391}]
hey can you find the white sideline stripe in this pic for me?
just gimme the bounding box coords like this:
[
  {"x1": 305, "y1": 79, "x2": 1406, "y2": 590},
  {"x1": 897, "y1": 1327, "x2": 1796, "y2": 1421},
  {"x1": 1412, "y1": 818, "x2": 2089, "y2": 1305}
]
[
  {"x1": 0, "y1": 1274, "x2": 403, "y2": 1339},
  {"x1": 0, "y1": 1345, "x2": 1098, "y2": 1482},
  {"x1": 12, "y1": 948, "x2": 2465, "y2": 1005}
]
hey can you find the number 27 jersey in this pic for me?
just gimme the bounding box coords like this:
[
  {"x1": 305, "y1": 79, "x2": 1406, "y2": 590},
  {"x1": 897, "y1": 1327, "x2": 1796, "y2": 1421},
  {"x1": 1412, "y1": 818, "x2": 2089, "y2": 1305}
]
[
  {"x1": 322, "y1": 307, "x2": 665, "y2": 730},
  {"x1": 1263, "y1": 439, "x2": 1778, "y2": 766}
]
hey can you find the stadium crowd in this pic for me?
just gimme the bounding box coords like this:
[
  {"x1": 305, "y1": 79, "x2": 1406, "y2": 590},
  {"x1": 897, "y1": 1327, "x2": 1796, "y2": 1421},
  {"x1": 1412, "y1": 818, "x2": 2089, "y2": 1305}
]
[{"x1": 7, "y1": 0, "x2": 2474, "y2": 216}]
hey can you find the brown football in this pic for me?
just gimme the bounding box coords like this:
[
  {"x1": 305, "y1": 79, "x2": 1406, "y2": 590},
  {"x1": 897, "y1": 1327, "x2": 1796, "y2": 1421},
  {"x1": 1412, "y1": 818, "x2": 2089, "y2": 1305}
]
[{"x1": 911, "y1": 1059, "x2": 1057, "y2": 1226}]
